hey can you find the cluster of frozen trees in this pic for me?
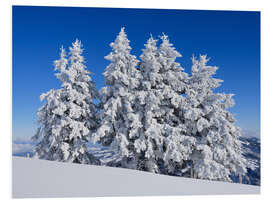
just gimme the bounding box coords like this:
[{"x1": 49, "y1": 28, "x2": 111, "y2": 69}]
[{"x1": 32, "y1": 28, "x2": 247, "y2": 182}]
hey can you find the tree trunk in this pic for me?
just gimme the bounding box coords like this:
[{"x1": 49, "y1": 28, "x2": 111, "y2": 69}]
[
  {"x1": 191, "y1": 165, "x2": 194, "y2": 178},
  {"x1": 239, "y1": 175, "x2": 242, "y2": 184}
]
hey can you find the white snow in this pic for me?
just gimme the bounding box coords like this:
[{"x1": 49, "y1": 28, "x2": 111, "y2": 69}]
[{"x1": 12, "y1": 157, "x2": 260, "y2": 198}]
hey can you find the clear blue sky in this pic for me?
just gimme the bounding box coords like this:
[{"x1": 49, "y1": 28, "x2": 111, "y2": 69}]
[{"x1": 12, "y1": 6, "x2": 260, "y2": 140}]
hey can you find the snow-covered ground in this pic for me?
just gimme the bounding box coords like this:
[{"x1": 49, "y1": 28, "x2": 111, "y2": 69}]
[{"x1": 12, "y1": 157, "x2": 260, "y2": 198}]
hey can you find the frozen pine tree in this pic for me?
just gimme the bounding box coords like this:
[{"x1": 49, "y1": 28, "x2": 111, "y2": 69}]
[
  {"x1": 184, "y1": 55, "x2": 247, "y2": 181},
  {"x1": 32, "y1": 40, "x2": 100, "y2": 165},
  {"x1": 134, "y1": 35, "x2": 195, "y2": 173},
  {"x1": 134, "y1": 36, "x2": 164, "y2": 172},
  {"x1": 158, "y1": 34, "x2": 196, "y2": 174},
  {"x1": 93, "y1": 28, "x2": 141, "y2": 169}
]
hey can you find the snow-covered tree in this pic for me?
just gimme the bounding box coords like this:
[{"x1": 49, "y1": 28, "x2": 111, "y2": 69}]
[
  {"x1": 134, "y1": 36, "x2": 164, "y2": 172},
  {"x1": 32, "y1": 40, "x2": 100, "y2": 165},
  {"x1": 184, "y1": 55, "x2": 247, "y2": 181},
  {"x1": 158, "y1": 34, "x2": 196, "y2": 174},
  {"x1": 93, "y1": 28, "x2": 141, "y2": 169},
  {"x1": 134, "y1": 35, "x2": 195, "y2": 174}
]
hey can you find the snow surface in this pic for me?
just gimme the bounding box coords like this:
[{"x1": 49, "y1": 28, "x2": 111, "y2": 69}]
[{"x1": 12, "y1": 157, "x2": 259, "y2": 198}]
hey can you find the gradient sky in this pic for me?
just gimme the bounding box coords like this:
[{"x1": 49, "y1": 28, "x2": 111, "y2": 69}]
[{"x1": 12, "y1": 6, "x2": 260, "y2": 140}]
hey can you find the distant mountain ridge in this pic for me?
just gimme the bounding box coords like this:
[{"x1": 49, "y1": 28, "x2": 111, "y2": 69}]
[{"x1": 239, "y1": 136, "x2": 260, "y2": 185}]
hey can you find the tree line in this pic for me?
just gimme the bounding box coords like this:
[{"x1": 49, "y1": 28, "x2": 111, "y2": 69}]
[{"x1": 32, "y1": 28, "x2": 247, "y2": 182}]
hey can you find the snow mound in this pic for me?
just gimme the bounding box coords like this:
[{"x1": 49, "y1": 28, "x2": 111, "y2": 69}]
[{"x1": 12, "y1": 157, "x2": 260, "y2": 198}]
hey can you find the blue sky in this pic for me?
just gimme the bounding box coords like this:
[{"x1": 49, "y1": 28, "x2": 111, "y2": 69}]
[{"x1": 12, "y1": 6, "x2": 260, "y2": 140}]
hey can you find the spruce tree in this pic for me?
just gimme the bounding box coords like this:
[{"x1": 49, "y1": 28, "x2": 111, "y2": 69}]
[
  {"x1": 135, "y1": 35, "x2": 195, "y2": 173},
  {"x1": 135, "y1": 36, "x2": 164, "y2": 172},
  {"x1": 158, "y1": 34, "x2": 195, "y2": 174},
  {"x1": 184, "y1": 55, "x2": 247, "y2": 181},
  {"x1": 94, "y1": 28, "x2": 141, "y2": 169},
  {"x1": 32, "y1": 40, "x2": 100, "y2": 165}
]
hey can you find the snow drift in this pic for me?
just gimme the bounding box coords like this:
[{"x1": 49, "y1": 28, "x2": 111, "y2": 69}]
[{"x1": 12, "y1": 157, "x2": 260, "y2": 198}]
